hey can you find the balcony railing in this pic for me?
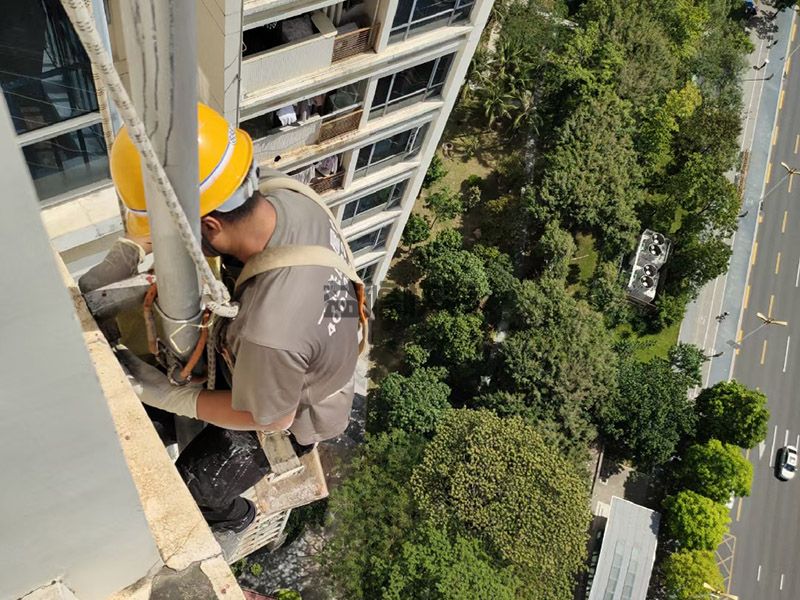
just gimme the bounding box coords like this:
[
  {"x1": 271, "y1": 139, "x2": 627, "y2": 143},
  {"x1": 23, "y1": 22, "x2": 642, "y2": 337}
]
[
  {"x1": 310, "y1": 171, "x2": 345, "y2": 194},
  {"x1": 332, "y1": 25, "x2": 375, "y2": 62},
  {"x1": 318, "y1": 109, "x2": 363, "y2": 143}
]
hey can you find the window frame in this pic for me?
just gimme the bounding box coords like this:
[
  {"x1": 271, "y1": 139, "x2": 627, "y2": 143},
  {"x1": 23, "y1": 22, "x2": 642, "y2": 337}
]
[
  {"x1": 389, "y1": 0, "x2": 474, "y2": 43},
  {"x1": 369, "y1": 54, "x2": 453, "y2": 119},
  {"x1": 341, "y1": 179, "x2": 407, "y2": 225},
  {"x1": 347, "y1": 223, "x2": 393, "y2": 256},
  {"x1": 354, "y1": 123, "x2": 428, "y2": 178}
]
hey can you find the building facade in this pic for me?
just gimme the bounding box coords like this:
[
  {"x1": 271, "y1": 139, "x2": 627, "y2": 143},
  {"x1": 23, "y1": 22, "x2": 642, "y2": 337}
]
[{"x1": 3, "y1": 0, "x2": 493, "y2": 299}]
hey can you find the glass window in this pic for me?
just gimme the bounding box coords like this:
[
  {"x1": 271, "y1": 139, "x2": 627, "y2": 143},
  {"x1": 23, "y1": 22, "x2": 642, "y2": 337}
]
[
  {"x1": 370, "y1": 54, "x2": 453, "y2": 119},
  {"x1": 354, "y1": 124, "x2": 428, "y2": 178},
  {"x1": 357, "y1": 263, "x2": 377, "y2": 285},
  {"x1": 390, "y1": 0, "x2": 474, "y2": 42},
  {"x1": 0, "y1": 0, "x2": 109, "y2": 202},
  {"x1": 22, "y1": 122, "x2": 109, "y2": 201},
  {"x1": 342, "y1": 180, "x2": 406, "y2": 224},
  {"x1": 348, "y1": 225, "x2": 392, "y2": 255},
  {"x1": 0, "y1": 0, "x2": 100, "y2": 135}
]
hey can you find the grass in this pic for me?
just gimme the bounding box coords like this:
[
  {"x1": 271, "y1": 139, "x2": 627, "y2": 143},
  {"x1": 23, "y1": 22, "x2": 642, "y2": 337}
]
[
  {"x1": 567, "y1": 232, "x2": 599, "y2": 295},
  {"x1": 614, "y1": 320, "x2": 681, "y2": 361}
]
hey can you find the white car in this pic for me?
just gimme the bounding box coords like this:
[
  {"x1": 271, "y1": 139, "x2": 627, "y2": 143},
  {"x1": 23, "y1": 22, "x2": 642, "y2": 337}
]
[{"x1": 776, "y1": 446, "x2": 798, "y2": 481}]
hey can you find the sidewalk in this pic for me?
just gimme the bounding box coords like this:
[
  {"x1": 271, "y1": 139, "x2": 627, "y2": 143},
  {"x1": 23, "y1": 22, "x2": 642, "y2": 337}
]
[{"x1": 678, "y1": 6, "x2": 794, "y2": 389}]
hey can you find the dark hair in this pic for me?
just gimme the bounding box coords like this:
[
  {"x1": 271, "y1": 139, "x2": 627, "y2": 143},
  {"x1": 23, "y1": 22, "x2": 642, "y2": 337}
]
[{"x1": 207, "y1": 190, "x2": 264, "y2": 224}]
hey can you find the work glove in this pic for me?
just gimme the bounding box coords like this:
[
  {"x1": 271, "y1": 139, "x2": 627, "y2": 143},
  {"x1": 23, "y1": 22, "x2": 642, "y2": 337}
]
[
  {"x1": 116, "y1": 348, "x2": 203, "y2": 419},
  {"x1": 78, "y1": 238, "x2": 146, "y2": 294}
]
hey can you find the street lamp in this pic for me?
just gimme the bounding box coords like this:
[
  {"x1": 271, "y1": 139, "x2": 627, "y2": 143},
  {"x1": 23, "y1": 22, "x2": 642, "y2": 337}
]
[
  {"x1": 728, "y1": 311, "x2": 788, "y2": 349},
  {"x1": 780, "y1": 161, "x2": 800, "y2": 176}
]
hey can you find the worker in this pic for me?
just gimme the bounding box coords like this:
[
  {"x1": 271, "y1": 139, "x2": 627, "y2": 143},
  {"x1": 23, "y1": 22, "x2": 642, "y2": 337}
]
[{"x1": 80, "y1": 104, "x2": 362, "y2": 533}]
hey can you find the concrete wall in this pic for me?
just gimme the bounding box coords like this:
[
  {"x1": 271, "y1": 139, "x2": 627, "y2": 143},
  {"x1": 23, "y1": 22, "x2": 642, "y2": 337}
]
[{"x1": 0, "y1": 95, "x2": 161, "y2": 598}]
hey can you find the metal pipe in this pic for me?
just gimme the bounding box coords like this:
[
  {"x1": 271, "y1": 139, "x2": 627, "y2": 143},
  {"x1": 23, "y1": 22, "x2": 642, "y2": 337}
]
[{"x1": 119, "y1": 0, "x2": 202, "y2": 361}]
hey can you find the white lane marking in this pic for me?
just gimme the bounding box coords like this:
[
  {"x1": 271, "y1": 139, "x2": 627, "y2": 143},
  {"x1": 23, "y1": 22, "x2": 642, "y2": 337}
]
[
  {"x1": 760, "y1": 438, "x2": 767, "y2": 459},
  {"x1": 758, "y1": 564, "x2": 762, "y2": 581},
  {"x1": 781, "y1": 573, "x2": 785, "y2": 590},
  {"x1": 771, "y1": 425, "x2": 779, "y2": 466},
  {"x1": 796, "y1": 256, "x2": 800, "y2": 287},
  {"x1": 784, "y1": 336, "x2": 792, "y2": 373},
  {"x1": 795, "y1": 433, "x2": 798, "y2": 449},
  {"x1": 785, "y1": 429, "x2": 790, "y2": 447}
]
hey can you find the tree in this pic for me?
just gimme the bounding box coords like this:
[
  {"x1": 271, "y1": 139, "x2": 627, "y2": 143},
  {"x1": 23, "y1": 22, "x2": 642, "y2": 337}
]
[
  {"x1": 667, "y1": 235, "x2": 732, "y2": 300},
  {"x1": 536, "y1": 91, "x2": 642, "y2": 257},
  {"x1": 412, "y1": 310, "x2": 485, "y2": 367},
  {"x1": 402, "y1": 213, "x2": 431, "y2": 246},
  {"x1": 413, "y1": 227, "x2": 463, "y2": 270},
  {"x1": 471, "y1": 244, "x2": 518, "y2": 324},
  {"x1": 664, "y1": 490, "x2": 729, "y2": 551},
  {"x1": 695, "y1": 381, "x2": 769, "y2": 449},
  {"x1": 534, "y1": 220, "x2": 575, "y2": 280},
  {"x1": 424, "y1": 153, "x2": 447, "y2": 188},
  {"x1": 368, "y1": 367, "x2": 451, "y2": 436},
  {"x1": 420, "y1": 249, "x2": 490, "y2": 311},
  {"x1": 425, "y1": 187, "x2": 463, "y2": 226},
  {"x1": 383, "y1": 523, "x2": 520, "y2": 600},
  {"x1": 378, "y1": 288, "x2": 420, "y2": 325},
  {"x1": 403, "y1": 342, "x2": 430, "y2": 370},
  {"x1": 587, "y1": 261, "x2": 630, "y2": 326},
  {"x1": 668, "y1": 343, "x2": 704, "y2": 387},
  {"x1": 495, "y1": 278, "x2": 617, "y2": 450},
  {"x1": 679, "y1": 439, "x2": 753, "y2": 503},
  {"x1": 321, "y1": 431, "x2": 426, "y2": 599},
  {"x1": 661, "y1": 549, "x2": 724, "y2": 600},
  {"x1": 412, "y1": 410, "x2": 590, "y2": 599},
  {"x1": 598, "y1": 350, "x2": 696, "y2": 470}
]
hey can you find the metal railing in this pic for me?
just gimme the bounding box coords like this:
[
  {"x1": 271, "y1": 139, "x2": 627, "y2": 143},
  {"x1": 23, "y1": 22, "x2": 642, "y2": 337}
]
[
  {"x1": 310, "y1": 170, "x2": 345, "y2": 194},
  {"x1": 332, "y1": 25, "x2": 374, "y2": 62},
  {"x1": 318, "y1": 109, "x2": 362, "y2": 143}
]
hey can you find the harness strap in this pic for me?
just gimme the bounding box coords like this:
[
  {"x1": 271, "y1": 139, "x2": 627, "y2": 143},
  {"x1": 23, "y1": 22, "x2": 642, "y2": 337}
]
[{"x1": 233, "y1": 176, "x2": 369, "y2": 354}]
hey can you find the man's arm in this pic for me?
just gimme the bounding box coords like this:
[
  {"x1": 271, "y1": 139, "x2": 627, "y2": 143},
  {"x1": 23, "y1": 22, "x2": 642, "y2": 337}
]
[{"x1": 196, "y1": 389, "x2": 296, "y2": 431}]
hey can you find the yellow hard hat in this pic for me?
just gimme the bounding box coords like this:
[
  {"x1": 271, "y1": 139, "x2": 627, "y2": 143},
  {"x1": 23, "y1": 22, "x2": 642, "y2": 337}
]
[{"x1": 110, "y1": 103, "x2": 255, "y2": 237}]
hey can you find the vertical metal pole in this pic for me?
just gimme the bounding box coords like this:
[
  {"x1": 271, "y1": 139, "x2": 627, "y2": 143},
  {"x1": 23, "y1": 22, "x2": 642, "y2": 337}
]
[{"x1": 119, "y1": 0, "x2": 202, "y2": 362}]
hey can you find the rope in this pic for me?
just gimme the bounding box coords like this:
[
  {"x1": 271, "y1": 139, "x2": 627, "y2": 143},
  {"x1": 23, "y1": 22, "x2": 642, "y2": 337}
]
[{"x1": 59, "y1": 0, "x2": 238, "y2": 320}]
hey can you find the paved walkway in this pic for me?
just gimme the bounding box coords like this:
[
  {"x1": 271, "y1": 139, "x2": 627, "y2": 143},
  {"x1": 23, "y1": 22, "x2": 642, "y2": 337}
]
[{"x1": 679, "y1": 5, "x2": 793, "y2": 389}]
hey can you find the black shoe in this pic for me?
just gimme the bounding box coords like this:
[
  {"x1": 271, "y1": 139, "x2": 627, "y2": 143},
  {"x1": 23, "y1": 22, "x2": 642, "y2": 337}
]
[{"x1": 210, "y1": 498, "x2": 256, "y2": 534}]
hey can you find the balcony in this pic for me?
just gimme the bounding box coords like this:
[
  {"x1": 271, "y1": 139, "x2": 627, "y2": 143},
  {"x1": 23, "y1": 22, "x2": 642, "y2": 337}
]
[
  {"x1": 287, "y1": 153, "x2": 346, "y2": 194},
  {"x1": 240, "y1": 4, "x2": 376, "y2": 98},
  {"x1": 242, "y1": 83, "x2": 364, "y2": 162}
]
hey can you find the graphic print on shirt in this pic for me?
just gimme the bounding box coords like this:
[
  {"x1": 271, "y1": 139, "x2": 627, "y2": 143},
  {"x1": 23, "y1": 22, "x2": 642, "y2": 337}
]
[{"x1": 318, "y1": 217, "x2": 355, "y2": 336}]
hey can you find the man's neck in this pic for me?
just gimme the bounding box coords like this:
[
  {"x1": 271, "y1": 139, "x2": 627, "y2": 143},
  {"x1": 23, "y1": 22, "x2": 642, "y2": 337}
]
[{"x1": 233, "y1": 199, "x2": 277, "y2": 263}]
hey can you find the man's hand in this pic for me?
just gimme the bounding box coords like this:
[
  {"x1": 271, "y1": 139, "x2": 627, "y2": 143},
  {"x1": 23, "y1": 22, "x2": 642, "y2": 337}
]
[{"x1": 116, "y1": 348, "x2": 203, "y2": 419}]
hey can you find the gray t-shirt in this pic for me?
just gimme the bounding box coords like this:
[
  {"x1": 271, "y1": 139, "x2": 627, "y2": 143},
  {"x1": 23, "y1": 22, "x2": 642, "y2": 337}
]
[{"x1": 225, "y1": 183, "x2": 359, "y2": 444}]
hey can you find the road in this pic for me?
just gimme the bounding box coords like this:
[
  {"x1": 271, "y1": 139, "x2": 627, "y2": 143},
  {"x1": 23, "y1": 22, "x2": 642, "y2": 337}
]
[{"x1": 727, "y1": 9, "x2": 800, "y2": 600}]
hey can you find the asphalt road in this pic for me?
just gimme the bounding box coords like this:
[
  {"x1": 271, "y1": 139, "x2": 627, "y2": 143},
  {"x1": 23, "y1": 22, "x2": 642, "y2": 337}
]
[{"x1": 728, "y1": 11, "x2": 800, "y2": 600}]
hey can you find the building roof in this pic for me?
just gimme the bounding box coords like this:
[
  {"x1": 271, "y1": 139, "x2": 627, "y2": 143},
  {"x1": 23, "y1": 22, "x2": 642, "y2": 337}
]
[{"x1": 587, "y1": 497, "x2": 661, "y2": 600}]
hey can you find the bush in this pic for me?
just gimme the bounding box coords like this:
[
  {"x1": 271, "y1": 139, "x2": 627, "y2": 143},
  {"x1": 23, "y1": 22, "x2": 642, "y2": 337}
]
[
  {"x1": 661, "y1": 550, "x2": 723, "y2": 600},
  {"x1": 249, "y1": 562, "x2": 263, "y2": 577},
  {"x1": 403, "y1": 342, "x2": 430, "y2": 370},
  {"x1": 424, "y1": 154, "x2": 448, "y2": 188},
  {"x1": 465, "y1": 174, "x2": 483, "y2": 188},
  {"x1": 463, "y1": 185, "x2": 482, "y2": 211},
  {"x1": 368, "y1": 367, "x2": 451, "y2": 435},
  {"x1": 403, "y1": 213, "x2": 431, "y2": 246}
]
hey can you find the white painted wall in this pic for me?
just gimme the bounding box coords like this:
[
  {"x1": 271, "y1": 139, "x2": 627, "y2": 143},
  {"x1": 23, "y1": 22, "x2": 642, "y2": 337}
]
[{"x1": 0, "y1": 95, "x2": 160, "y2": 600}]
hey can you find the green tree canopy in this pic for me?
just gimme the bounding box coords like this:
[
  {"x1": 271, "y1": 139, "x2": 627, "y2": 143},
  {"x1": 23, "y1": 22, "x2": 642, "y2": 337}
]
[
  {"x1": 414, "y1": 227, "x2": 463, "y2": 270},
  {"x1": 679, "y1": 439, "x2": 753, "y2": 503},
  {"x1": 402, "y1": 213, "x2": 431, "y2": 246},
  {"x1": 586, "y1": 261, "x2": 630, "y2": 326},
  {"x1": 420, "y1": 249, "x2": 491, "y2": 311},
  {"x1": 321, "y1": 431, "x2": 426, "y2": 599},
  {"x1": 664, "y1": 490, "x2": 730, "y2": 551},
  {"x1": 668, "y1": 342, "x2": 704, "y2": 388},
  {"x1": 412, "y1": 410, "x2": 590, "y2": 599},
  {"x1": 661, "y1": 549, "x2": 724, "y2": 600},
  {"x1": 383, "y1": 523, "x2": 520, "y2": 600},
  {"x1": 536, "y1": 91, "x2": 642, "y2": 257},
  {"x1": 412, "y1": 310, "x2": 485, "y2": 367},
  {"x1": 368, "y1": 367, "x2": 451, "y2": 435},
  {"x1": 534, "y1": 221, "x2": 575, "y2": 280},
  {"x1": 695, "y1": 381, "x2": 769, "y2": 449},
  {"x1": 598, "y1": 348, "x2": 696, "y2": 470},
  {"x1": 425, "y1": 187, "x2": 464, "y2": 225}
]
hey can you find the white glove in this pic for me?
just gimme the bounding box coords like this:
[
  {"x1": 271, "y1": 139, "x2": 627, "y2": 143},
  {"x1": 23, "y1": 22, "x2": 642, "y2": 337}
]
[{"x1": 116, "y1": 349, "x2": 202, "y2": 418}]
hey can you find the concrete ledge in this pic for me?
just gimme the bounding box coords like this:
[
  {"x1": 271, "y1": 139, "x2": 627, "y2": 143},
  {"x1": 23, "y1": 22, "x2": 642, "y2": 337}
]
[{"x1": 57, "y1": 257, "x2": 245, "y2": 599}]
